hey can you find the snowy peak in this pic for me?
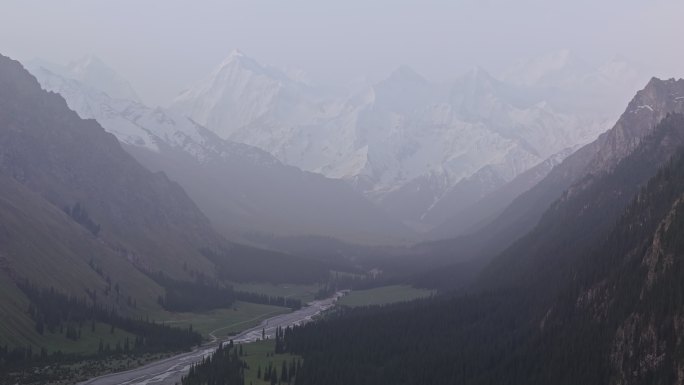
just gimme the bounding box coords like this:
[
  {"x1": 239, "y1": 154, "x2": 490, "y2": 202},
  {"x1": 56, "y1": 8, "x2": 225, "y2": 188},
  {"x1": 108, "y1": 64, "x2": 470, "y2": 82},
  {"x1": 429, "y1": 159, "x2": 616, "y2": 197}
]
[
  {"x1": 65, "y1": 54, "x2": 141, "y2": 102},
  {"x1": 171, "y1": 50, "x2": 342, "y2": 141},
  {"x1": 225, "y1": 48, "x2": 245, "y2": 60},
  {"x1": 453, "y1": 66, "x2": 500, "y2": 97},
  {"x1": 372, "y1": 65, "x2": 434, "y2": 111},
  {"x1": 385, "y1": 65, "x2": 428, "y2": 85},
  {"x1": 213, "y1": 49, "x2": 279, "y2": 79},
  {"x1": 27, "y1": 55, "x2": 141, "y2": 102}
]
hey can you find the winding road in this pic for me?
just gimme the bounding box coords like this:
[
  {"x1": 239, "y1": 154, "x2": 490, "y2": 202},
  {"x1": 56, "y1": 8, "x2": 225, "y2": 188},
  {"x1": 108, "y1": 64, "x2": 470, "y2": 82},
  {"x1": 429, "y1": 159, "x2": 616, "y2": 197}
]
[{"x1": 79, "y1": 292, "x2": 343, "y2": 385}]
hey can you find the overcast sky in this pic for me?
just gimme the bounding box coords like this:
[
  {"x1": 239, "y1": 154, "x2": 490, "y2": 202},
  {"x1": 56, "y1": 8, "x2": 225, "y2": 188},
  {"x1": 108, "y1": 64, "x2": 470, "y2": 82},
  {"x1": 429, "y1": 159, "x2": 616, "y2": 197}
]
[{"x1": 1, "y1": 0, "x2": 682, "y2": 106}]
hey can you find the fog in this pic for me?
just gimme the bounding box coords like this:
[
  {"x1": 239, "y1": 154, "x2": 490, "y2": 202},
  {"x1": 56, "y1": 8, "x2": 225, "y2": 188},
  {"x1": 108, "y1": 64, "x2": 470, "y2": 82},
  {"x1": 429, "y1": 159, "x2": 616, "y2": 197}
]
[{"x1": 1, "y1": 0, "x2": 683, "y2": 106}]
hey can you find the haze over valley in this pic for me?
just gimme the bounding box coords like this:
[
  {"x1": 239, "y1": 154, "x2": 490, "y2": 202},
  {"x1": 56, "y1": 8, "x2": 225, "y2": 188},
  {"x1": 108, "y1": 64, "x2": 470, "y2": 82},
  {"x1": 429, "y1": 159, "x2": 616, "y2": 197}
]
[{"x1": 1, "y1": 2, "x2": 684, "y2": 384}]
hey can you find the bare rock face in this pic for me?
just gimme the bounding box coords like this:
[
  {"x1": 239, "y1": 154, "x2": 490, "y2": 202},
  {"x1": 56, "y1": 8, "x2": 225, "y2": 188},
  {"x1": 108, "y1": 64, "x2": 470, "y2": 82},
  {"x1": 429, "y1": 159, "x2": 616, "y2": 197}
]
[{"x1": 587, "y1": 78, "x2": 684, "y2": 176}]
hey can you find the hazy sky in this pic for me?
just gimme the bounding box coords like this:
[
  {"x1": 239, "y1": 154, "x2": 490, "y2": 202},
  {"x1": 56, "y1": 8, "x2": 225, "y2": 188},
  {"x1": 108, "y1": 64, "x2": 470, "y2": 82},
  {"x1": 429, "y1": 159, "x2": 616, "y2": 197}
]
[{"x1": 1, "y1": 0, "x2": 682, "y2": 106}]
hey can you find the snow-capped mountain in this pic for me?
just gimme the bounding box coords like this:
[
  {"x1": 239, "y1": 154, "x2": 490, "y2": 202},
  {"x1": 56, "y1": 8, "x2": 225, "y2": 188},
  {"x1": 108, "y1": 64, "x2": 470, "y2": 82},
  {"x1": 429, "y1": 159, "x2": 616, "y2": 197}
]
[
  {"x1": 26, "y1": 61, "x2": 415, "y2": 244},
  {"x1": 172, "y1": 49, "x2": 343, "y2": 142},
  {"x1": 172, "y1": 51, "x2": 615, "y2": 230},
  {"x1": 28, "y1": 55, "x2": 141, "y2": 102}
]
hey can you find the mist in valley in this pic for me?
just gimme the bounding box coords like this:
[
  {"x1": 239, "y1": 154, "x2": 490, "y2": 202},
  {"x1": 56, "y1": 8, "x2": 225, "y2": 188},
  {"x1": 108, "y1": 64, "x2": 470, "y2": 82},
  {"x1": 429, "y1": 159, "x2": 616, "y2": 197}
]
[{"x1": 0, "y1": 2, "x2": 683, "y2": 384}]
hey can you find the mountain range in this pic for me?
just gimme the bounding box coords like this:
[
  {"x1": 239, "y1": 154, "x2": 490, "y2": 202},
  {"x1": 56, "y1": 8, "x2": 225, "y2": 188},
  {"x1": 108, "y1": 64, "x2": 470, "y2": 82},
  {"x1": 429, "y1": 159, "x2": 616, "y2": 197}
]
[
  {"x1": 25, "y1": 50, "x2": 647, "y2": 241},
  {"x1": 171, "y1": 49, "x2": 647, "y2": 232}
]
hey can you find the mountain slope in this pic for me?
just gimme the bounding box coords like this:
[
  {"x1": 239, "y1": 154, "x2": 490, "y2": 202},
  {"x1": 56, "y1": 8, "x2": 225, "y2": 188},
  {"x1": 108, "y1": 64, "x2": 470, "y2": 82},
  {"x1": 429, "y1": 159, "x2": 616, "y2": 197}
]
[
  {"x1": 0, "y1": 172, "x2": 165, "y2": 348},
  {"x1": 0, "y1": 55, "x2": 222, "y2": 278},
  {"x1": 27, "y1": 62, "x2": 414, "y2": 244},
  {"x1": 479, "y1": 110, "x2": 684, "y2": 292},
  {"x1": 280, "y1": 103, "x2": 684, "y2": 385},
  {"x1": 528, "y1": 114, "x2": 684, "y2": 384}
]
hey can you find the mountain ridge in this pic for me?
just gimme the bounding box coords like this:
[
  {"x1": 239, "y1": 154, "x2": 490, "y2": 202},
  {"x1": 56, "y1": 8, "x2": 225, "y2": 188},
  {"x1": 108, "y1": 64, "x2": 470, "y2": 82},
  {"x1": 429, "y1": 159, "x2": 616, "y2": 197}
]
[{"x1": 171, "y1": 50, "x2": 620, "y2": 231}]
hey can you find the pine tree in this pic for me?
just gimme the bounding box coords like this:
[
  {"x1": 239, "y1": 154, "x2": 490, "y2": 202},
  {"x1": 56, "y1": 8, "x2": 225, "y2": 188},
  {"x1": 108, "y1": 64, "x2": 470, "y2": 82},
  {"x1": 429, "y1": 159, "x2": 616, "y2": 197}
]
[{"x1": 281, "y1": 361, "x2": 288, "y2": 382}]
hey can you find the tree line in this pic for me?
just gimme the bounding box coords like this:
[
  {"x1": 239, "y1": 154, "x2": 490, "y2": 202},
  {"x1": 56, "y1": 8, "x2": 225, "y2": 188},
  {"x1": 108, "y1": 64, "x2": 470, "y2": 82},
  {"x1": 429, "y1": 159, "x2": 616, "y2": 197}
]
[
  {"x1": 15, "y1": 279, "x2": 201, "y2": 357},
  {"x1": 181, "y1": 341, "x2": 244, "y2": 385},
  {"x1": 151, "y1": 272, "x2": 302, "y2": 312},
  {"x1": 63, "y1": 202, "x2": 101, "y2": 236},
  {"x1": 181, "y1": 339, "x2": 302, "y2": 385}
]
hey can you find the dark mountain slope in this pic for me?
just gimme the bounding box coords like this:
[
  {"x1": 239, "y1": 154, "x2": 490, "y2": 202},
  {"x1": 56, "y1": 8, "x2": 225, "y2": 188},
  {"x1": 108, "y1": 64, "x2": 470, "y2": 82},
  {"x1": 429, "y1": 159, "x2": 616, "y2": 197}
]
[
  {"x1": 527, "y1": 114, "x2": 684, "y2": 384},
  {"x1": 0, "y1": 172, "x2": 165, "y2": 348},
  {"x1": 479, "y1": 112, "x2": 684, "y2": 293}
]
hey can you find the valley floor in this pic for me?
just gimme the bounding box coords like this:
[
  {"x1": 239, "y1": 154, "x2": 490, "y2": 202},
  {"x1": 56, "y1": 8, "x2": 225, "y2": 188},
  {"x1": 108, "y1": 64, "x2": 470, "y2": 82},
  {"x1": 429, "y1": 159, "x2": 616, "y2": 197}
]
[{"x1": 77, "y1": 293, "x2": 342, "y2": 385}]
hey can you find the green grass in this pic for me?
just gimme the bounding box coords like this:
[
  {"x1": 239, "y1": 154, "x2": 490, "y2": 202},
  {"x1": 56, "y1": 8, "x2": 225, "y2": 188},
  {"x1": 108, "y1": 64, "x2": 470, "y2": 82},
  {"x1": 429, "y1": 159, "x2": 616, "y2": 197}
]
[
  {"x1": 231, "y1": 282, "x2": 319, "y2": 303},
  {"x1": 156, "y1": 301, "x2": 290, "y2": 340},
  {"x1": 0, "y1": 271, "x2": 43, "y2": 348},
  {"x1": 338, "y1": 285, "x2": 433, "y2": 308},
  {"x1": 240, "y1": 340, "x2": 301, "y2": 385}
]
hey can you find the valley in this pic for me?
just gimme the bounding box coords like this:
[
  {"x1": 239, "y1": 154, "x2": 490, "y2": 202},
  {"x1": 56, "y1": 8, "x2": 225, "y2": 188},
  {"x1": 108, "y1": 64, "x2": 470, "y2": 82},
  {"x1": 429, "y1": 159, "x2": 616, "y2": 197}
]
[
  {"x1": 1, "y1": 3, "x2": 683, "y2": 385},
  {"x1": 78, "y1": 292, "x2": 341, "y2": 385}
]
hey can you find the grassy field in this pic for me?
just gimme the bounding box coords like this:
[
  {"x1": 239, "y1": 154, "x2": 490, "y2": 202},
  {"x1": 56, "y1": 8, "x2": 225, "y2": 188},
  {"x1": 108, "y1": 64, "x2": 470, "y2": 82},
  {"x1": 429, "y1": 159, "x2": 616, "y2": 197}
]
[
  {"x1": 157, "y1": 301, "x2": 290, "y2": 340},
  {"x1": 231, "y1": 282, "x2": 319, "y2": 303},
  {"x1": 338, "y1": 285, "x2": 433, "y2": 308},
  {"x1": 240, "y1": 339, "x2": 302, "y2": 385}
]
